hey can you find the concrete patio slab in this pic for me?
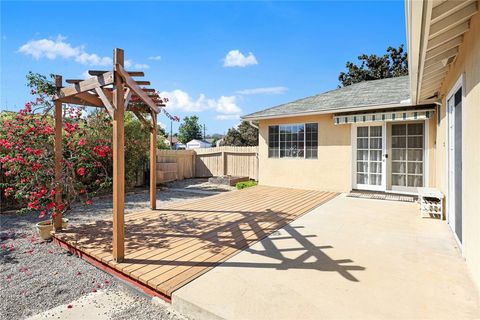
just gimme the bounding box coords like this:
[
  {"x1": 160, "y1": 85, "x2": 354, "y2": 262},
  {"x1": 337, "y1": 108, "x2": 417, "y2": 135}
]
[{"x1": 172, "y1": 194, "x2": 480, "y2": 320}]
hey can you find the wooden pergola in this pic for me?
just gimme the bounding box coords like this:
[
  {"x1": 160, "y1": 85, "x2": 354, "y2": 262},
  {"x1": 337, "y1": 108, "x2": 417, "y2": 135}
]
[{"x1": 52, "y1": 48, "x2": 164, "y2": 262}]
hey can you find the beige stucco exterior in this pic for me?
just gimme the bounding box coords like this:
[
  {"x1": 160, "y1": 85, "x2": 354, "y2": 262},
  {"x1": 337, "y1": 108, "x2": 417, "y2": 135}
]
[
  {"x1": 258, "y1": 113, "x2": 437, "y2": 193},
  {"x1": 433, "y1": 12, "x2": 480, "y2": 287},
  {"x1": 258, "y1": 114, "x2": 351, "y2": 192}
]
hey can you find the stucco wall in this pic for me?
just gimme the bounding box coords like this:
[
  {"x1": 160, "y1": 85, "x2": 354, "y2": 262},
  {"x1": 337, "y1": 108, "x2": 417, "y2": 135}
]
[
  {"x1": 435, "y1": 13, "x2": 480, "y2": 287},
  {"x1": 258, "y1": 114, "x2": 352, "y2": 192}
]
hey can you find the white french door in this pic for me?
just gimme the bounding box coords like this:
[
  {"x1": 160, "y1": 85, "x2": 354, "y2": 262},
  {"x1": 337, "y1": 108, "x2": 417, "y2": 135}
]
[
  {"x1": 389, "y1": 122, "x2": 425, "y2": 193},
  {"x1": 353, "y1": 123, "x2": 386, "y2": 191}
]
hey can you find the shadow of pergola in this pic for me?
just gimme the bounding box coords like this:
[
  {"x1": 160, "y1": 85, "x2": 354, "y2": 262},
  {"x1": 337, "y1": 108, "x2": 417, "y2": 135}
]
[{"x1": 58, "y1": 204, "x2": 364, "y2": 282}]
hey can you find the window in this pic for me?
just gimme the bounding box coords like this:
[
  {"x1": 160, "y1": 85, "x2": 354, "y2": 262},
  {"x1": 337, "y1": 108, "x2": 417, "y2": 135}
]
[{"x1": 268, "y1": 123, "x2": 318, "y2": 159}]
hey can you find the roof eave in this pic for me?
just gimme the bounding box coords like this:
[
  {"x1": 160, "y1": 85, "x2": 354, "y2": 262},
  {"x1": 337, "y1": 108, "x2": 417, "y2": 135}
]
[{"x1": 242, "y1": 101, "x2": 430, "y2": 121}]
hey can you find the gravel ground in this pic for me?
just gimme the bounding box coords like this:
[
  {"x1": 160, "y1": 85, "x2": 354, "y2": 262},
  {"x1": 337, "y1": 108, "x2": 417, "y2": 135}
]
[{"x1": 0, "y1": 180, "x2": 221, "y2": 320}]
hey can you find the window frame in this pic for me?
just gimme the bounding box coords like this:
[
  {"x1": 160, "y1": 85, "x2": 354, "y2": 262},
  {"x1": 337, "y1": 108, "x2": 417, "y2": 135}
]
[{"x1": 268, "y1": 122, "x2": 318, "y2": 159}]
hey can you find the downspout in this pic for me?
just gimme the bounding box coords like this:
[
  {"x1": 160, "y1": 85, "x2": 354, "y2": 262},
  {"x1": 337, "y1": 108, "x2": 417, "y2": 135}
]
[
  {"x1": 431, "y1": 100, "x2": 442, "y2": 188},
  {"x1": 248, "y1": 120, "x2": 259, "y2": 129}
]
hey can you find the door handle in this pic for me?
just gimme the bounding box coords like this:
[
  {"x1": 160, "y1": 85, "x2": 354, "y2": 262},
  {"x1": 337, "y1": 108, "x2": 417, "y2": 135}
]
[{"x1": 384, "y1": 154, "x2": 389, "y2": 158}]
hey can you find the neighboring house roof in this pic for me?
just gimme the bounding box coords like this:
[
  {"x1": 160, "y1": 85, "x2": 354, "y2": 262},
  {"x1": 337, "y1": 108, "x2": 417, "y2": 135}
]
[
  {"x1": 164, "y1": 136, "x2": 179, "y2": 144},
  {"x1": 242, "y1": 76, "x2": 411, "y2": 120},
  {"x1": 187, "y1": 139, "x2": 211, "y2": 145}
]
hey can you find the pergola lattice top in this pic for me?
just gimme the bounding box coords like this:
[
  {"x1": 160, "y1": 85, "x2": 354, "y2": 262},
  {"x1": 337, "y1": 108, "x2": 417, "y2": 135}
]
[{"x1": 53, "y1": 48, "x2": 164, "y2": 130}]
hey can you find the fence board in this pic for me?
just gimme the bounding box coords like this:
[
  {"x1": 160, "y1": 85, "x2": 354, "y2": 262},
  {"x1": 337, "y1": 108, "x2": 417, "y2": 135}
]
[{"x1": 156, "y1": 146, "x2": 258, "y2": 183}]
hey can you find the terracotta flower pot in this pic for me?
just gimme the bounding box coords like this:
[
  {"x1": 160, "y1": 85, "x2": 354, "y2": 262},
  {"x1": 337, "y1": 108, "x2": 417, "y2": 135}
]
[
  {"x1": 36, "y1": 218, "x2": 69, "y2": 240},
  {"x1": 36, "y1": 221, "x2": 53, "y2": 240}
]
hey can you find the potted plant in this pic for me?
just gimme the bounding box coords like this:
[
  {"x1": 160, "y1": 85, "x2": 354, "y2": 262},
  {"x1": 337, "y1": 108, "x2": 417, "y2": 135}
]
[{"x1": 36, "y1": 218, "x2": 69, "y2": 240}]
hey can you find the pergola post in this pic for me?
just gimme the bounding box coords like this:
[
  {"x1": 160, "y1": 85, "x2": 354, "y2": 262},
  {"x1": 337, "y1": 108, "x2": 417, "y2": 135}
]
[
  {"x1": 150, "y1": 111, "x2": 157, "y2": 210},
  {"x1": 112, "y1": 48, "x2": 125, "y2": 262},
  {"x1": 53, "y1": 75, "x2": 63, "y2": 230}
]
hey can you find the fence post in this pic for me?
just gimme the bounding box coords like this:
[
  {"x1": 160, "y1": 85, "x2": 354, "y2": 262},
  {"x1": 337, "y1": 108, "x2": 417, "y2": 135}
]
[
  {"x1": 222, "y1": 151, "x2": 227, "y2": 176},
  {"x1": 192, "y1": 151, "x2": 196, "y2": 177}
]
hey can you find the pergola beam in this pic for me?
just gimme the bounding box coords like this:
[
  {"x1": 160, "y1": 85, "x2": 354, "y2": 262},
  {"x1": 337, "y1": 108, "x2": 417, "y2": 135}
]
[
  {"x1": 57, "y1": 72, "x2": 114, "y2": 99},
  {"x1": 116, "y1": 64, "x2": 159, "y2": 114},
  {"x1": 94, "y1": 87, "x2": 115, "y2": 118},
  {"x1": 150, "y1": 111, "x2": 157, "y2": 210},
  {"x1": 112, "y1": 48, "x2": 125, "y2": 262},
  {"x1": 89, "y1": 70, "x2": 145, "y2": 77},
  {"x1": 53, "y1": 75, "x2": 63, "y2": 231}
]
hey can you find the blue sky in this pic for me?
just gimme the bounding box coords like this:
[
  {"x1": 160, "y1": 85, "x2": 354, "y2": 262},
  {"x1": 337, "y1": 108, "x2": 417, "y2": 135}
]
[{"x1": 0, "y1": 1, "x2": 406, "y2": 135}]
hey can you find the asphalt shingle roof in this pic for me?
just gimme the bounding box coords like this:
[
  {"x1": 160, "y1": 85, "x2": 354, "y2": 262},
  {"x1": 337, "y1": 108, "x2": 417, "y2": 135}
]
[{"x1": 242, "y1": 76, "x2": 410, "y2": 120}]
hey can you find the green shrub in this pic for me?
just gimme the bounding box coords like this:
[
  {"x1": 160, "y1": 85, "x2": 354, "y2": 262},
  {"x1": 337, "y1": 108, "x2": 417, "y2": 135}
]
[{"x1": 236, "y1": 180, "x2": 257, "y2": 190}]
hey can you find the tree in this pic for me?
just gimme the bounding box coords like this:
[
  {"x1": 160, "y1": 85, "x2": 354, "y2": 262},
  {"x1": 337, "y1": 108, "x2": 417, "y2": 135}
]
[
  {"x1": 223, "y1": 121, "x2": 258, "y2": 146},
  {"x1": 338, "y1": 44, "x2": 408, "y2": 87},
  {"x1": 178, "y1": 116, "x2": 203, "y2": 144}
]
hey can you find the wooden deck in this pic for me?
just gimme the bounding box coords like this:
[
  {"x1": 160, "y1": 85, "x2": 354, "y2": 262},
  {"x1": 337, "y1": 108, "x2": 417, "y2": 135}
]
[{"x1": 54, "y1": 186, "x2": 338, "y2": 297}]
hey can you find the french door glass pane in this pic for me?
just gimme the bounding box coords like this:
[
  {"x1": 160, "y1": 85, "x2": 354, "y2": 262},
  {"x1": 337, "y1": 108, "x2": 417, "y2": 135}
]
[
  {"x1": 408, "y1": 175, "x2": 423, "y2": 187},
  {"x1": 408, "y1": 162, "x2": 423, "y2": 174},
  {"x1": 357, "y1": 138, "x2": 368, "y2": 149},
  {"x1": 357, "y1": 150, "x2": 368, "y2": 161},
  {"x1": 370, "y1": 137, "x2": 382, "y2": 149},
  {"x1": 370, "y1": 174, "x2": 382, "y2": 185},
  {"x1": 392, "y1": 149, "x2": 406, "y2": 161},
  {"x1": 370, "y1": 150, "x2": 382, "y2": 161},
  {"x1": 357, "y1": 173, "x2": 368, "y2": 184},
  {"x1": 392, "y1": 162, "x2": 406, "y2": 174},
  {"x1": 357, "y1": 162, "x2": 368, "y2": 173},
  {"x1": 357, "y1": 127, "x2": 368, "y2": 137},
  {"x1": 370, "y1": 126, "x2": 382, "y2": 137},
  {"x1": 392, "y1": 174, "x2": 406, "y2": 186},
  {"x1": 370, "y1": 162, "x2": 382, "y2": 174},
  {"x1": 407, "y1": 149, "x2": 423, "y2": 161}
]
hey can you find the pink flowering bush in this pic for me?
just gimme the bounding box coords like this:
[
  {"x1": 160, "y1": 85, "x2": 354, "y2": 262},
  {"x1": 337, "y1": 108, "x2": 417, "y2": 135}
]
[{"x1": 0, "y1": 73, "x2": 112, "y2": 218}]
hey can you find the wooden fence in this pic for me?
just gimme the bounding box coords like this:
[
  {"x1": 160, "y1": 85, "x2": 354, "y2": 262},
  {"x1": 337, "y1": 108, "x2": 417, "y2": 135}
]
[{"x1": 156, "y1": 146, "x2": 258, "y2": 183}]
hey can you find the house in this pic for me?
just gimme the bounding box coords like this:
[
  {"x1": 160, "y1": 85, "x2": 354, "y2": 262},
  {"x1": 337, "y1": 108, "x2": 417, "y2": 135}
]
[
  {"x1": 186, "y1": 139, "x2": 212, "y2": 149},
  {"x1": 215, "y1": 138, "x2": 224, "y2": 147},
  {"x1": 163, "y1": 136, "x2": 178, "y2": 148},
  {"x1": 243, "y1": 0, "x2": 479, "y2": 289},
  {"x1": 163, "y1": 136, "x2": 186, "y2": 150}
]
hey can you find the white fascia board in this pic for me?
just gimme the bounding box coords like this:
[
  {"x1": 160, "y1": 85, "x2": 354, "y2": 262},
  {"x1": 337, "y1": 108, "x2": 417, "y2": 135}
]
[{"x1": 405, "y1": 0, "x2": 426, "y2": 105}]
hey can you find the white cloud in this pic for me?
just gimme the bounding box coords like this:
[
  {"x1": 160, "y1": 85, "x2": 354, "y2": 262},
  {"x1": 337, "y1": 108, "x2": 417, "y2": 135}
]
[
  {"x1": 223, "y1": 50, "x2": 258, "y2": 67},
  {"x1": 134, "y1": 63, "x2": 150, "y2": 70},
  {"x1": 216, "y1": 114, "x2": 240, "y2": 120},
  {"x1": 236, "y1": 86, "x2": 288, "y2": 95},
  {"x1": 148, "y1": 55, "x2": 162, "y2": 60},
  {"x1": 125, "y1": 59, "x2": 149, "y2": 70},
  {"x1": 18, "y1": 35, "x2": 149, "y2": 69},
  {"x1": 18, "y1": 35, "x2": 112, "y2": 66},
  {"x1": 81, "y1": 70, "x2": 91, "y2": 79},
  {"x1": 159, "y1": 89, "x2": 242, "y2": 120},
  {"x1": 214, "y1": 96, "x2": 241, "y2": 115}
]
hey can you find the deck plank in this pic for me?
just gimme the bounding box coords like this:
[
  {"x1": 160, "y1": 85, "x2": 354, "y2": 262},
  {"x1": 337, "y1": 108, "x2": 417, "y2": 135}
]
[{"x1": 54, "y1": 186, "x2": 337, "y2": 297}]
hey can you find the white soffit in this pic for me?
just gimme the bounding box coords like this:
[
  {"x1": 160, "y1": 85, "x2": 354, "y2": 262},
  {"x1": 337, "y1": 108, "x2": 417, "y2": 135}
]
[{"x1": 417, "y1": 0, "x2": 478, "y2": 102}]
